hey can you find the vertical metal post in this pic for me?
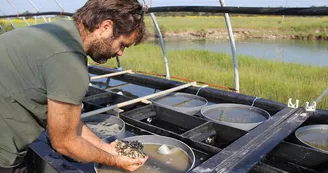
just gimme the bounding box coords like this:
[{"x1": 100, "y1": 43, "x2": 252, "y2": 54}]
[
  {"x1": 141, "y1": 0, "x2": 170, "y2": 80},
  {"x1": 28, "y1": 0, "x2": 48, "y2": 23},
  {"x1": 6, "y1": 0, "x2": 30, "y2": 26},
  {"x1": 52, "y1": 0, "x2": 72, "y2": 20},
  {"x1": 150, "y1": 13, "x2": 171, "y2": 80},
  {"x1": 219, "y1": 0, "x2": 240, "y2": 93},
  {"x1": 0, "y1": 8, "x2": 16, "y2": 29},
  {"x1": 315, "y1": 88, "x2": 328, "y2": 104},
  {"x1": 0, "y1": 25, "x2": 5, "y2": 33},
  {"x1": 281, "y1": 0, "x2": 289, "y2": 24},
  {"x1": 116, "y1": 56, "x2": 123, "y2": 71}
]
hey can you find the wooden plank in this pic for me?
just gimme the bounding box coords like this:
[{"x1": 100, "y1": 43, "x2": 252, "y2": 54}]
[
  {"x1": 81, "y1": 82, "x2": 197, "y2": 118},
  {"x1": 90, "y1": 70, "x2": 133, "y2": 80}
]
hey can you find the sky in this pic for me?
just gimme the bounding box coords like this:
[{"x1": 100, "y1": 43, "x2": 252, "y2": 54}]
[{"x1": 0, "y1": 0, "x2": 328, "y2": 15}]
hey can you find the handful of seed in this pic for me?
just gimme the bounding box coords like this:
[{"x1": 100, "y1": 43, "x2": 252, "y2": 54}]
[{"x1": 115, "y1": 140, "x2": 146, "y2": 159}]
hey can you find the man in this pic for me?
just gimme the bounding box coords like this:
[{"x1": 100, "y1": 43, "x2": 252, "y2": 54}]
[{"x1": 0, "y1": 0, "x2": 148, "y2": 172}]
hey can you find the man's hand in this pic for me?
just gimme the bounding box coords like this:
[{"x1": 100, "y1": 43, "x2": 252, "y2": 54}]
[
  {"x1": 101, "y1": 141, "x2": 119, "y2": 155},
  {"x1": 101, "y1": 141, "x2": 148, "y2": 172},
  {"x1": 115, "y1": 155, "x2": 148, "y2": 172}
]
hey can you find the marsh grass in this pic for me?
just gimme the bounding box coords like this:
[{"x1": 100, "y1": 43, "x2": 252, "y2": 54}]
[
  {"x1": 144, "y1": 16, "x2": 328, "y2": 32},
  {"x1": 144, "y1": 16, "x2": 328, "y2": 39}
]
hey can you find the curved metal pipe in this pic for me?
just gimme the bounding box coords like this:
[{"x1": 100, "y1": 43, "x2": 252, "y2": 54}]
[
  {"x1": 0, "y1": 25, "x2": 5, "y2": 33},
  {"x1": 5, "y1": 0, "x2": 30, "y2": 26},
  {"x1": 147, "y1": 6, "x2": 328, "y2": 16},
  {"x1": 219, "y1": 0, "x2": 240, "y2": 93},
  {"x1": 141, "y1": 0, "x2": 170, "y2": 80},
  {"x1": 316, "y1": 88, "x2": 328, "y2": 104},
  {"x1": 150, "y1": 13, "x2": 171, "y2": 80},
  {"x1": 0, "y1": 12, "x2": 74, "y2": 19},
  {"x1": 2, "y1": 6, "x2": 328, "y2": 19},
  {"x1": 0, "y1": 8, "x2": 16, "y2": 29},
  {"x1": 27, "y1": 0, "x2": 48, "y2": 23},
  {"x1": 52, "y1": 0, "x2": 71, "y2": 20}
]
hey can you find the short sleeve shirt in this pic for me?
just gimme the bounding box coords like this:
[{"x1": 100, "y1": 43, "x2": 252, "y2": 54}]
[{"x1": 0, "y1": 19, "x2": 89, "y2": 167}]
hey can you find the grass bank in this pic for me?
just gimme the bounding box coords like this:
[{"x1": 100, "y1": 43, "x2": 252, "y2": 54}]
[
  {"x1": 145, "y1": 16, "x2": 328, "y2": 40},
  {"x1": 90, "y1": 44, "x2": 328, "y2": 109}
]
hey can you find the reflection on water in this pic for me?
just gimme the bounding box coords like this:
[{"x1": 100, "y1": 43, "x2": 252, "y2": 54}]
[
  {"x1": 153, "y1": 95, "x2": 206, "y2": 108},
  {"x1": 89, "y1": 75, "x2": 160, "y2": 98},
  {"x1": 298, "y1": 128, "x2": 328, "y2": 152},
  {"x1": 151, "y1": 39, "x2": 328, "y2": 67},
  {"x1": 97, "y1": 144, "x2": 191, "y2": 173},
  {"x1": 205, "y1": 107, "x2": 268, "y2": 123}
]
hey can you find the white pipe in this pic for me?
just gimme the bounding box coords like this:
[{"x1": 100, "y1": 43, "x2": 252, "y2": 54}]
[
  {"x1": 0, "y1": 25, "x2": 5, "y2": 33},
  {"x1": 90, "y1": 70, "x2": 133, "y2": 81},
  {"x1": 52, "y1": 0, "x2": 71, "y2": 20},
  {"x1": 141, "y1": 0, "x2": 170, "y2": 80},
  {"x1": 81, "y1": 82, "x2": 197, "y2": 118},
  {"x1": 219, "y1": 0, "x2": 240, "y2": 93},
  {"x1": 316, "y1": 88, "x2": 328, "y2": 104},
  {"x1": 0, "y1": 8, "x2": 16, "y2": 29},
  {"x1": 6, "y1": 0, "x2": 30, "y2": 26},
  {"x1": 150, "y1": 13, "x2": 171, "y2": 80},
  {"x1": 27, "y1": 0, "x2": 48, "y2": 23}
]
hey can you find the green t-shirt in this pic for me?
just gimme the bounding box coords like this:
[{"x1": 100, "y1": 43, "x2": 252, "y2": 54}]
[{"x1": 0, "y1": 20, "x2": 89, "y2": 167}]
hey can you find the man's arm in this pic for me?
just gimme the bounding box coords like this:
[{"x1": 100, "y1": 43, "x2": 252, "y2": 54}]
[
  {"x1": 77, "y1": 120, "x2": 103, "y2": 149},
  {"x1": 77, "y1": 120, "x2": 117, "y2": 155},
  {"x1": 47, "y1": 98, "x2": 147, "y2": 171}
]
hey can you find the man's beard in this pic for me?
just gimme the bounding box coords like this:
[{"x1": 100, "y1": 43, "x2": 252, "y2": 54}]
[{"x1": 88, "y1": 36, "x2": 117, "y2": 64}]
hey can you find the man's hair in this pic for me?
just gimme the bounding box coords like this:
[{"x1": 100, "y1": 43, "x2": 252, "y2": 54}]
[{"x1": 73, "y1": 0, "x2": 146, "y2": 44}]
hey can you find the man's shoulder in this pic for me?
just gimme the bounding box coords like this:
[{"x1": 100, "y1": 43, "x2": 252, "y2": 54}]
[
  {"x1": 1, "y1": 19, "x2": 83, "y2": 53},
  {"x1": 43, "y1": 51, "x2": 89, "y2": 105}
]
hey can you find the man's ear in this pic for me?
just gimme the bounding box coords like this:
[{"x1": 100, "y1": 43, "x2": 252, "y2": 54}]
[{"x1": 99, "y1": 20, "x2": 113, "y2": 36}]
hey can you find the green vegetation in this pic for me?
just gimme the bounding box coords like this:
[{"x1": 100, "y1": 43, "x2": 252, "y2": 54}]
[
  {"x1": 144, "y1": 16, "x2": 328, "y2": 40},
  {"x1": 90, "y1": 44, "x2": 328, "y2": 109},
  {"x1": 143, "y1": 16, "x2": 328, "y2": 31},
  {"x1": 0, "y1": 21, "x2": 14, "y2": 33},
  {"x1": 0, "y1": 18, "x2": 53, "y2": 29}
]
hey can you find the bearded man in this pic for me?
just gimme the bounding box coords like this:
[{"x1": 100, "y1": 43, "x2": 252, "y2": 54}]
[{"x1": 0, "y1": 0, "x2": 148, "y2": 172}]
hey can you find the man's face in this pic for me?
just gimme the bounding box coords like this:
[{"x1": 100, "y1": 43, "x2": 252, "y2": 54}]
[{"x1": 87, "y1": 20, "x2": 138, "y2": 64}]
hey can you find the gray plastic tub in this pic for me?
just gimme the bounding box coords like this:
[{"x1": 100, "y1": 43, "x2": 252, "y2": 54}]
[
  {"x1": 95, "y1": 135, "x2": 195, "y2": 173},
  {"x1": 201, "y1": 104, "x2": 270, "y2": 131},
  {"x1": 83, "y1": 114, "x2": 126, "y2": 140},
  {"x1": 151, "y1": 92, "x2": 208, "y2": 115},
  {"x1": 295, "y1": 124, "x2": 328, "y2": 154}
]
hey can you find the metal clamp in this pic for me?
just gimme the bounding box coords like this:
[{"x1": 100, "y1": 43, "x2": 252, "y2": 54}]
[
  {"x1": 205, "y1": 137, "x2": 213, "y2": 144},
  {"x1": 112, "y1": 108, "x2": 124, "y2": 117},
  {"x1": 298, "y1": 113, "x2": 308, "y2": 117},
  {"x1": 147, "y1": 117, "x2": 153, "y2": 123},
  {"x1": 288, "y1": 98, "x2": 299, "y2": 108},
  {"x1": 305, "y1": 101, "x2": 317, "y2": 112}
]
